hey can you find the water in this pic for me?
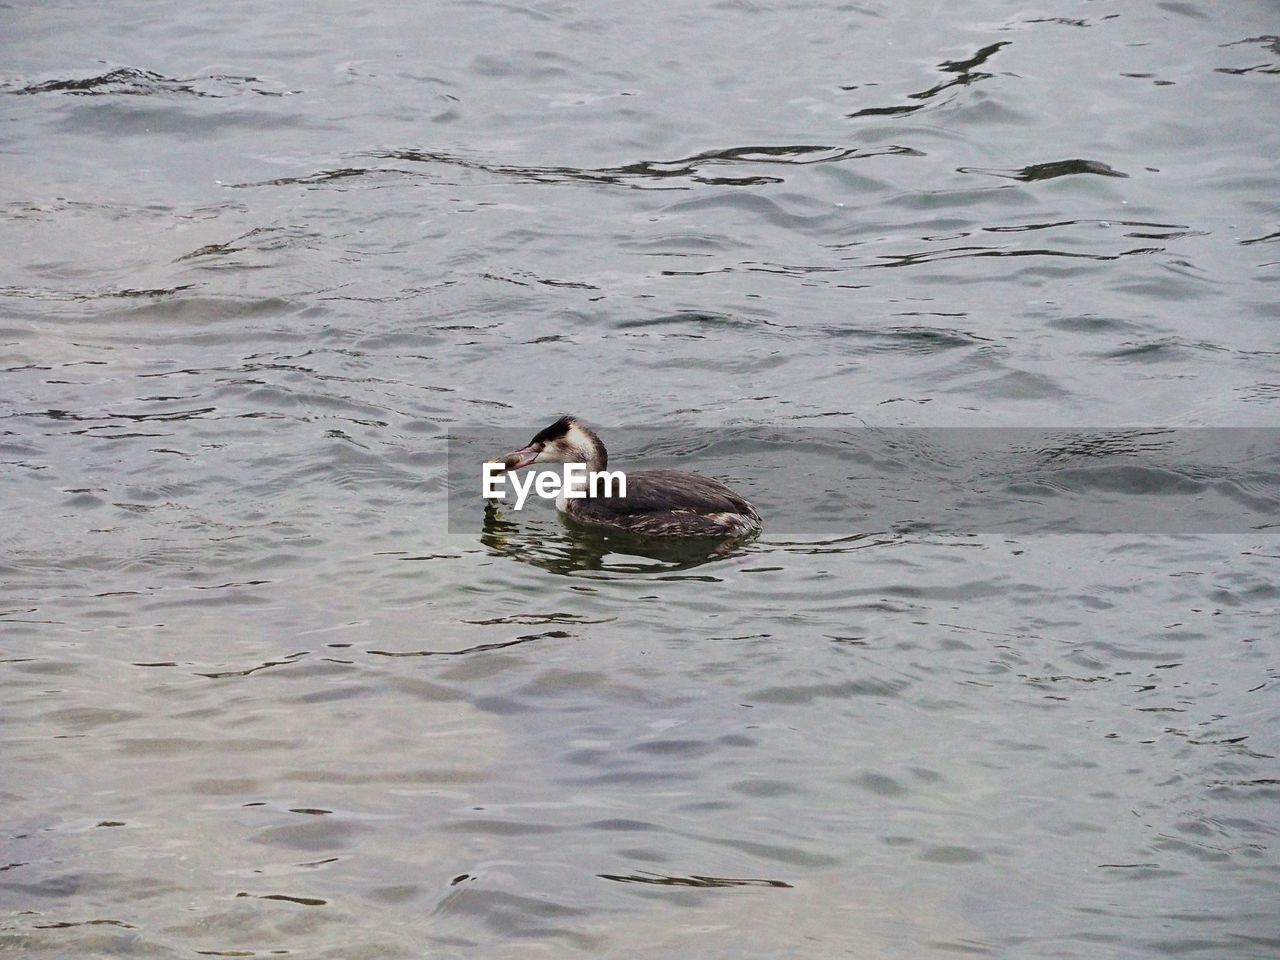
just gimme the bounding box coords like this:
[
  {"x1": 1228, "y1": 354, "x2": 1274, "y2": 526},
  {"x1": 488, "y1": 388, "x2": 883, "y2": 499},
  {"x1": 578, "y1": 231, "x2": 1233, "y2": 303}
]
[{"x1": 3, "y1": 0, "x2": 1279, "y2": 956}]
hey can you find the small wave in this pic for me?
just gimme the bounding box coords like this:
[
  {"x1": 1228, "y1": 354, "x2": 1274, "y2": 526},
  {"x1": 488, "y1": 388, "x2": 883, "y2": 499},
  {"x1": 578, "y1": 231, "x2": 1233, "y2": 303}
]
[
  {"x1": 959, "y1": 158, "x2": 1129, "y2": 181},
  {"x1": 6, "y1": 66, "x2": 297, "y2": 98},
  {"x1": 333, "y1": 143, "x2": 922, "y2": 191},
  {"x1": 864, "y1": 243, "x2": 1159, "y2": 269},
  {"x1": 846, "y1": 40, "x2": 1010, "y2": 118},
  {"x1": 598, "y1": 871, "x2": 791, "y2": 889}
]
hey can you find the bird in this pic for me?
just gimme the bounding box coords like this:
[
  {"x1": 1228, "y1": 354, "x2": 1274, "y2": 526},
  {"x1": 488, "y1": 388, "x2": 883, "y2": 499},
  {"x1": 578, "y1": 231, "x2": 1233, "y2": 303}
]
[{"x1": 502, "y1": 415, "x2": 760, "y2": 538}]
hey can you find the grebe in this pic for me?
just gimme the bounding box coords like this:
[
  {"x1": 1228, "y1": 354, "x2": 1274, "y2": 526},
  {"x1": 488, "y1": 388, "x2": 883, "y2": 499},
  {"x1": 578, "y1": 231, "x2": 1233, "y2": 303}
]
[{"x1": 503, "y1": 416, "x2": 761, "y2": 538}]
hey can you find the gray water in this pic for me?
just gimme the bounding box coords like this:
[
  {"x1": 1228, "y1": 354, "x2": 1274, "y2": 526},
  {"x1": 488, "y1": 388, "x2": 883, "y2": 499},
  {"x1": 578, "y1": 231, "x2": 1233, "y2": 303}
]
[{"x1": 3, "y1": 1, "x2": 1279, "y2": 956}]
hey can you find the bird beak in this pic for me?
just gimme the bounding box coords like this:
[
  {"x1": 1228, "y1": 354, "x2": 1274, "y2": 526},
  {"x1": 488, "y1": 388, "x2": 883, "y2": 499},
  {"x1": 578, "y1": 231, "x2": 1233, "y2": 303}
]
[{"x1": 503, "y1": 445, "x2": 540, "y2": 471}]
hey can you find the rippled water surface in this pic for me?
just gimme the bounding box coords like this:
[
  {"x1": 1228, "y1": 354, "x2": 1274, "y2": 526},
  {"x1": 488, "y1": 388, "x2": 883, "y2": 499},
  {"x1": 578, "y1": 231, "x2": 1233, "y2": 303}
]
[{"x1": 3, "y1": 1, "x2": 1279, "y2": 956}]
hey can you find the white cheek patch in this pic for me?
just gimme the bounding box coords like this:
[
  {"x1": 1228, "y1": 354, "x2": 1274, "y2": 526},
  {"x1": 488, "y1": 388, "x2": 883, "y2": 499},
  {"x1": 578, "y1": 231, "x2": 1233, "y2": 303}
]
[
  {"x1": 540, "y1": 435, "x2": 590, "y2": 466},
  {"x1": 536, "y1": 440, "x2": 567, "y2": 463},
  {"x1": 563, "y1": 424, "x2": 593, "y2": 452}
]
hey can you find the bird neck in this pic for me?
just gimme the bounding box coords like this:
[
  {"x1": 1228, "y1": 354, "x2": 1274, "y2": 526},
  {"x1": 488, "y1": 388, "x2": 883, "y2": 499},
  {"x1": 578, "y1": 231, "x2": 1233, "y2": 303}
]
[{"x1": 578, "y1": 426, "x2": 607, "y2": 472}]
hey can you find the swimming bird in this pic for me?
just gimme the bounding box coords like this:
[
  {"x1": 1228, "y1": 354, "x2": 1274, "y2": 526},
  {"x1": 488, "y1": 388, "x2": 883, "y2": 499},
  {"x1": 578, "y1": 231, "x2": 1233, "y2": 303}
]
[{"x1": 503, "y1": 415, "x2": 760, "y2": 538}]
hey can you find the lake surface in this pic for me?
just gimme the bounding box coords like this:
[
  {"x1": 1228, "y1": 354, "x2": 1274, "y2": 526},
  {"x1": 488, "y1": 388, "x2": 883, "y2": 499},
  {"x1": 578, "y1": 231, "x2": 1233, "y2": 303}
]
[{"x1": 3, "y1": 1, "x2": 1278, "y2": 956}]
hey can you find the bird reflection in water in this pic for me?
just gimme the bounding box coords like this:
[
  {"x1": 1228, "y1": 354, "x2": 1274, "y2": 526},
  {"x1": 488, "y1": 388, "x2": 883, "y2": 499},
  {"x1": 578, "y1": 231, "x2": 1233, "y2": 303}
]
[{"x1": 481, "y1": 502, "x2": 756, "y2": 577}]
